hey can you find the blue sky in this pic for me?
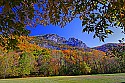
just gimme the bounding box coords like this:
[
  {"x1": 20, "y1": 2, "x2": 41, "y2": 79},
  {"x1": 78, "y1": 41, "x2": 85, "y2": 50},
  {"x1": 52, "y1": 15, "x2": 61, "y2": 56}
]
[{"x1": 27, "y1": 18, "x2": 125, "y2": 47}]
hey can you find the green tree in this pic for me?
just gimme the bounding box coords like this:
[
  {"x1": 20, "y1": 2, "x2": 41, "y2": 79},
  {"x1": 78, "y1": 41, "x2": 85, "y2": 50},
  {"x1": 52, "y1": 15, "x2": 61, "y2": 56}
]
[{"x1": 18, "y1": 52, "x2": 35, "y2": 77}]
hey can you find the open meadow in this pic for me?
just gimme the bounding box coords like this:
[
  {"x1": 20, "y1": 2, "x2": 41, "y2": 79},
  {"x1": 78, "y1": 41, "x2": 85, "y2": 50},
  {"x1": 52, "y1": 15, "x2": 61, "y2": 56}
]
[{"x1": 0, "y1": 73, "x2": 125, "y2": 83}]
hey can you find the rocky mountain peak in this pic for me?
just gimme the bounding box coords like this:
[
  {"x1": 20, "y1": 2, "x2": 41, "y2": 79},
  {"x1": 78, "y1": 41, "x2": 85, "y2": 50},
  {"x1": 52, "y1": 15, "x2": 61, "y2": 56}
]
[
  {"x1": 36, "y1": 34, "x2": 66, "y2": 44},
  {"x1": 66, "y1": 37, "x2": 88, "y2": 48},
  {"x1": 34, "y1": 34, "x2": 88, "y2": 49}
]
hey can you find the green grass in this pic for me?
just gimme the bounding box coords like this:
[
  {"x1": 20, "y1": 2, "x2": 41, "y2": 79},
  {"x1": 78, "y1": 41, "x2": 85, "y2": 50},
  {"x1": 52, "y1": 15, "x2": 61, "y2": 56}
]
[{"x1": 0, "y1": 73, "x2": 125, "y2": 83}]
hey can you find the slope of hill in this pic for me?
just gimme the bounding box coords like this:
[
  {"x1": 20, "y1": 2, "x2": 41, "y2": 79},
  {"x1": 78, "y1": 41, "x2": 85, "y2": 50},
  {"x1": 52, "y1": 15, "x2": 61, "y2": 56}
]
[{"x1": 92, "y1": 43, "x2": 121, "y2": 52}]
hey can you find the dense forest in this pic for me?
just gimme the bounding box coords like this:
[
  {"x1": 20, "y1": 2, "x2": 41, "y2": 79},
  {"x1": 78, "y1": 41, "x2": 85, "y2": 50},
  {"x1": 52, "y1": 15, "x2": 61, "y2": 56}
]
[{"x1": 0, "y1": 36, "x2": 125, "y2": 79}]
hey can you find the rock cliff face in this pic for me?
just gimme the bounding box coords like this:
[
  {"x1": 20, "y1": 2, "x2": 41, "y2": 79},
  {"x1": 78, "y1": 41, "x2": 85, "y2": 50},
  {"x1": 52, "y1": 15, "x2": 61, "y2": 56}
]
[
  {"x1": 66, "y1": 37, "x2": 88, "y2": 48},
  {"x1": 42, "y1": 34, "x2": 67, "y2": 44},
  {"x1": 32, "y1": 34, "x2": 88, "y2": 49}
]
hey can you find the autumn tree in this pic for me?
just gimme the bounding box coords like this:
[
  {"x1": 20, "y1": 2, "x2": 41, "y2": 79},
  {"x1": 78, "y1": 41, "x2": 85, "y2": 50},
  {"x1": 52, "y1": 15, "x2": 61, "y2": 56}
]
[
  {"x1": 60, "y1": 50, "x2": 91, "y2": 75},
  {"x1": 50, "y1": 50, "x2": 64, "y2": 75},
  {"x1": 106, "y1": 43, "x2": 125, "y2": 72},
  {"x1": 88, "y1": 50, "x2": 106, "y2": 74},
  {"x1": 37, "y1": 49, "x2": 52, "y2": 76},
  {"x1": 0, "y1": 0, "x2": 37, "y2": 49},
  {"x1": 35, "y1": 0, "x2": 125, "y2": 41},
  {"x1": 0, "y1": 51, "x2": 19, "y2": 78}
]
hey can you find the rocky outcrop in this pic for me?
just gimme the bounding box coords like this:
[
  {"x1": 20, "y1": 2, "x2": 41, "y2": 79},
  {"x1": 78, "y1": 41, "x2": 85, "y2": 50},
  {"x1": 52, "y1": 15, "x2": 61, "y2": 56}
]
[
  {"x1": 32, "y1": 34, "x2": 88, "y2": 49},
  {"x1": 41, "y1": 34, "x2": 67, "y2": 44},
  {"x1": 65, "y1": 37, "x2": 88, "y2": 48}
]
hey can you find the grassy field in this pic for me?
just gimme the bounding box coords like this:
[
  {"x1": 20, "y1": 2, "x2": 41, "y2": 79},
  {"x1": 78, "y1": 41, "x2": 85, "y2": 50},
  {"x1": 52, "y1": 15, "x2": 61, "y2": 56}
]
[{"x1": 0, "y1": 73, "x2": 125, "y2": 83}]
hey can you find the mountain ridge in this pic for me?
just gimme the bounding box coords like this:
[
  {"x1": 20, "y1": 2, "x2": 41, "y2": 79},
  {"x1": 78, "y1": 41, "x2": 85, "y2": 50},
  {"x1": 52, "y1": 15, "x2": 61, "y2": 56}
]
[
  {"x1": 31, "y1": 34, "x2": 122, "y2": 52},
  {"x1": 92, "y1": 43, "x2": 123, "y2": 52},
  {"x1": 31, "y1": 34, "x2": 88, "y2": 50}
]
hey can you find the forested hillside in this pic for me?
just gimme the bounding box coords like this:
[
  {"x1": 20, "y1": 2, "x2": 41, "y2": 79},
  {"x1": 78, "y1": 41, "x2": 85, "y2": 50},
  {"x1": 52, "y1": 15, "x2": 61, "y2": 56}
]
[{"x1": 0, "y1": 35, "x2": 125, "y2": 79}]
